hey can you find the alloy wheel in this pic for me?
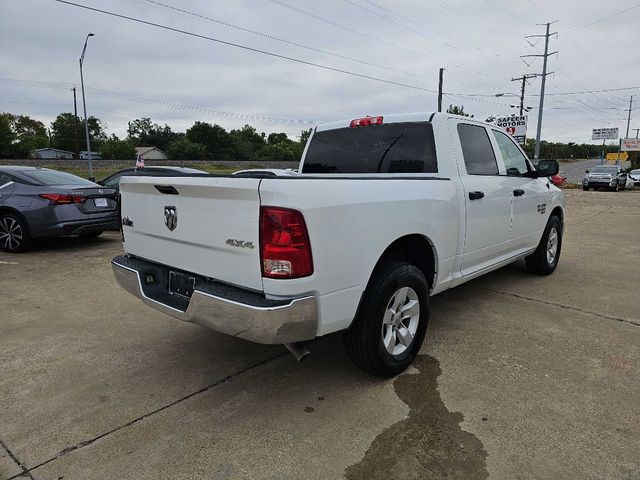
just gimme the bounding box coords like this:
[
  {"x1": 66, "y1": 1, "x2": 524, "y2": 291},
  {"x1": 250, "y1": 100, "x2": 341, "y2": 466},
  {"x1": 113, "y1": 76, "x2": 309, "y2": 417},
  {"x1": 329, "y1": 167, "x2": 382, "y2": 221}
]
[
  {"x1": 0, "y1": 216, "x2": 23, "y2": 251},
  {"x1": 381, "y1": 286, "x2": 420, "y2": 355}
]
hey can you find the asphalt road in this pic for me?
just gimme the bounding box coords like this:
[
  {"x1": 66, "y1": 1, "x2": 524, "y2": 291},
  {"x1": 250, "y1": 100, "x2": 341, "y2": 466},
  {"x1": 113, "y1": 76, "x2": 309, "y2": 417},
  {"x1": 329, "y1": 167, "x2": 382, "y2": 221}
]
[
  {"x1": 1, "y1": 190, "x2": 639, "y2": 480},
  {"x1": 559, "y1": 158, "x2": 631, "y2": 183}
]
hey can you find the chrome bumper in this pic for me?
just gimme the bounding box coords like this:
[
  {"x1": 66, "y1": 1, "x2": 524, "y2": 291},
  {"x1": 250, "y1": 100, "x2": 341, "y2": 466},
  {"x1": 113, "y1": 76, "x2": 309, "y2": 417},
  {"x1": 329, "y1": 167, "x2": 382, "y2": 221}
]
[{"x1": 111, "y1": 256, "x2": 318, "y2": 344}]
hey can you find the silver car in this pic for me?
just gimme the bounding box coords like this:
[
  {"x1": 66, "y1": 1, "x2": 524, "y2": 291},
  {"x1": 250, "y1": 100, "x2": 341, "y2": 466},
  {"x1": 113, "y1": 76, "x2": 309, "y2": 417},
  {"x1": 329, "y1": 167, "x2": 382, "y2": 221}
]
[
  {"x1": 582, "y1": 165, "x2": 627, "y2": 191},
  {"x1": 0, "y1": 166, "x2": 119, "y2": 252}
]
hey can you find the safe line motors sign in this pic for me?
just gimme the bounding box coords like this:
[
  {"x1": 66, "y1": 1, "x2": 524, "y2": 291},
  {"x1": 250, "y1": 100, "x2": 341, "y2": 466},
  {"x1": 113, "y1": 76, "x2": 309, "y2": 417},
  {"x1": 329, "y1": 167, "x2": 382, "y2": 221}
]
[
  {"x1": 592, "y1": 128, "x2": 618, "y2": 140},
  {"x1": 496, "y1": 115, "x2": 527, "y2": 145}
]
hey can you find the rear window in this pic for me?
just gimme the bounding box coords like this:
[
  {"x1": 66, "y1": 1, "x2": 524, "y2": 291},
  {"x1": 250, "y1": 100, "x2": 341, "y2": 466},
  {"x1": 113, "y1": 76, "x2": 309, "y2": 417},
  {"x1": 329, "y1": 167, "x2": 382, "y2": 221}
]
[
  {"x1": 22, "y1": 169, "x2": 96, "y2": 186},
  {"x1": 457, "y1": 124, "x2": 499, "y2": 175},
  {"x1": 302, "y1": 122, "x2": 437, "y2": 174}
]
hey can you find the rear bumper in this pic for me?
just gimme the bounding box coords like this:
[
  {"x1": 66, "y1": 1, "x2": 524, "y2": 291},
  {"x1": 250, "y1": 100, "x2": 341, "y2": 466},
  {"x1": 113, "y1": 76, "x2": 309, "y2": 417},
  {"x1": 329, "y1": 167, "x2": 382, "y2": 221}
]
[
  {"x1": 34, "y1": 216, "x2": 119, "y2": 237},
  {"x1": 111, "y1": 255, "x2": 318, "y2": 344}
]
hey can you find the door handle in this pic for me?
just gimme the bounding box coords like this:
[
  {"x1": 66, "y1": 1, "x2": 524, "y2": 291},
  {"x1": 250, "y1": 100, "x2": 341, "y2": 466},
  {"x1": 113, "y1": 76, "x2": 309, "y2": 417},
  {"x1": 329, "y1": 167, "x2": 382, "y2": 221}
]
[
  {"x1": 468, "y1": 191, "x2": 484, "y2": 200},
  {"x1": 513, "y1": 189, "x2": 525, "y2": 197}
]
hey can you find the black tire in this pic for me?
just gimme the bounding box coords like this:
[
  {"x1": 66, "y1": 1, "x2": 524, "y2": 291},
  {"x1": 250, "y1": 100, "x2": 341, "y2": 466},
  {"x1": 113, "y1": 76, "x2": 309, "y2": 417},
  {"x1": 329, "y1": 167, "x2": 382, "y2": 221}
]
[
  {"x1": 343, "y1": 261, "x2": 430, "y2": 378},
  {"x1": 582, "y1": 186, "x2": 588, "y2": 191},
  {"x1": 0, "y1": 213, "x2": 32, "y2": 253},
  {"x1": 80, "y1": 230, "x2": 103, "y2": 238},
  {"x1": 525, "y1": 215, "x2": 562, "y2": 275}
]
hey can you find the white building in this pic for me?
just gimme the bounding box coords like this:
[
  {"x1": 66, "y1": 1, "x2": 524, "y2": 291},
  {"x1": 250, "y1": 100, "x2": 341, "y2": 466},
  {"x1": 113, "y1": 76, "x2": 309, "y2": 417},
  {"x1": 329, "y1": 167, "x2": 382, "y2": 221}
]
[
  {"x1": 135, "y1": 146, "x2": 168, "y2": 160},
  {"x1": 31, "y1": 148, "x2": 74, "y2": 159},
  {"x1": 79, "y1": 151, "x2": 102, "y2": 160}
]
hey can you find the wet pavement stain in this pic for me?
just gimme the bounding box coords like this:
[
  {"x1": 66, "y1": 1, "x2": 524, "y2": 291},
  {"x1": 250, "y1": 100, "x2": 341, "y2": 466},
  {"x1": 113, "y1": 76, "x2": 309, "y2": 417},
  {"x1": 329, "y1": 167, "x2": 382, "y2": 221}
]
[{"x1": 345, "y1": 355, "x2": 488, "y2": 480}]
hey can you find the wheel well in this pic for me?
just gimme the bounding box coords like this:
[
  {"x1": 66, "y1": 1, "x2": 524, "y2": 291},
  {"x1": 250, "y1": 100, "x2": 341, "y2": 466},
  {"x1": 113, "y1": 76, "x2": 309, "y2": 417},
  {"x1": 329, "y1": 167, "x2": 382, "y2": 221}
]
[
  {"x1": 0, "y1": 207, "x2": 30, "y2": 232},
  {"x1": 373, "y1": 234, "x2": 437, "y2": 290},
  {"x1": 550, "y1": 206, "x2": 564, "y2": 227}
]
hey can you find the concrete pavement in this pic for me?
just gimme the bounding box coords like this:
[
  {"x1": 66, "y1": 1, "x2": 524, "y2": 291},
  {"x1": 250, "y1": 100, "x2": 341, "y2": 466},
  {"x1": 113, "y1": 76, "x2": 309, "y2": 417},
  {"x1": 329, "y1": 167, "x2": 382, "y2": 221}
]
[{"x1": 1, "y1": 189, "x2": 639, "y2": 480}]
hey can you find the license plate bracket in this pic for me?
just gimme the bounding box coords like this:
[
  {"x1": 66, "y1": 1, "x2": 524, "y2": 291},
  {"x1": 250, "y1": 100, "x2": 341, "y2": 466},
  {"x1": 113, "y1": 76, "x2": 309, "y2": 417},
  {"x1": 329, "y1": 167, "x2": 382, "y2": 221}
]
[{"x1": 169, "y1": 271, "x2": 196, "y2": 299}]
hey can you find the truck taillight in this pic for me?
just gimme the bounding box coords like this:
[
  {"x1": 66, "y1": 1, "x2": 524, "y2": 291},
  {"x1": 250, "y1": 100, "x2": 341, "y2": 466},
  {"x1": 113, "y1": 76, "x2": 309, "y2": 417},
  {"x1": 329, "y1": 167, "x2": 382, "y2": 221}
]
[
  {"x1": 350, "y1": 115, "x2": 383, "y2": 127},
  {"x1": 39, "y1": 193, "x2": 86, "y2": 205},
  {"x1": 260, "y1": 207, "x2": 313, "y2": 279}
]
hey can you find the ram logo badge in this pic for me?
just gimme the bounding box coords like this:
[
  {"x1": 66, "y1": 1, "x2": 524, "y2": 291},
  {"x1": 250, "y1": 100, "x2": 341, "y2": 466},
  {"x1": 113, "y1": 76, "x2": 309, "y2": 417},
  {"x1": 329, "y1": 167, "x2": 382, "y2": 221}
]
[
  {"x1": 537, "y1": 203, "x2": 547, "y2": 214},
  {"x1": 226, "y1": 239, "x2": 255, "y2": 249},
  {"x1": 164, "y1": 206, "x2": 178, "y2": 231}
]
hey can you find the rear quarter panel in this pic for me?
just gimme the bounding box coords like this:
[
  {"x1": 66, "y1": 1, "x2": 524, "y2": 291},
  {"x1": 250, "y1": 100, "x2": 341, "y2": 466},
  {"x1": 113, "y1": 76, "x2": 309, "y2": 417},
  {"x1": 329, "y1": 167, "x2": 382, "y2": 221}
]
[{"x1": 259, "y1": 176, "x2": 458, "y2": 335}]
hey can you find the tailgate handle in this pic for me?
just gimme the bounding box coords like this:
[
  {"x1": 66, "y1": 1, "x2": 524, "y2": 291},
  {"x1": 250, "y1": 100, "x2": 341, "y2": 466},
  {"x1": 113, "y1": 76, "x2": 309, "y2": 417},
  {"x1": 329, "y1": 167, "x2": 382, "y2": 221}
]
[{"x1": 155, "y1": 185, "x2": 179, "y2": 195}]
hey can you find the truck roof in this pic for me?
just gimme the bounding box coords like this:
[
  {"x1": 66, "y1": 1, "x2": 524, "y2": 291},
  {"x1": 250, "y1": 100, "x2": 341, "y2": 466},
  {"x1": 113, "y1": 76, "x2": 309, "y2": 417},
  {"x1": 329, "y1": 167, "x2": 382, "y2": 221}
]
[{"x1": 315, "y1": 112, "x2": 493, "y2": 132}]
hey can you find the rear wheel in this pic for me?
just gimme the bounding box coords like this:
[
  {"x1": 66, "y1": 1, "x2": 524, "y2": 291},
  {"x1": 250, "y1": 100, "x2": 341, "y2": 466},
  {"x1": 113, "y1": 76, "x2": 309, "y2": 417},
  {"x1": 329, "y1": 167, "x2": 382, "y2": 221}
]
[
  {"x1": 582, "y1": 186, "x2": 589, "y2": 191},
  {"x1": 525, "y1": 215, "x2": 562, "y2": 275},
  {"x1": 343, "y1": 261, "x2": 429, "y2": 377},
  {"x1": 0, "y1": 213, "x2": 32, "y2": 253}
]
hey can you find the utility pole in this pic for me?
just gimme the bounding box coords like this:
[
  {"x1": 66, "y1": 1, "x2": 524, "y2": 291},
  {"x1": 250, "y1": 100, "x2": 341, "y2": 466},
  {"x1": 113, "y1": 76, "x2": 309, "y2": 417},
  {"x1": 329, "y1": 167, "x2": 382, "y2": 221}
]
[
  {"x1": 437, "y1": 68, "x2": 444, "y2": 112},
  {"x1": 619, "y1": 95, "x2": 634, "y2": 165},
  {"x1": 511, "y1": 74, "x2": 537, "y2": 116},
  {"x1": 522, "y1": 22, "x2": 557, "y2": 161},
  {"x1": 632, "y1": 128, "x2": 640, "y2": 138},
  {"x1": 72, "y1": 86, "x2": 79, "y2": 157},
  {"x1": 79, "y1": 33, "x2": 95, "y2": 181}
]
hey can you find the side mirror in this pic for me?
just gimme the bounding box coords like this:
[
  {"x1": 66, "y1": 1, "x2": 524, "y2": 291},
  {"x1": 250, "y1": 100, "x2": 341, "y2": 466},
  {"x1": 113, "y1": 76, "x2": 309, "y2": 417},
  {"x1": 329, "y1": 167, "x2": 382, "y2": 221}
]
[
  {"x1": 585, "y1": 170, "x2": 590, "y2": 174},
  {"x1": 537, "y1": 159, "x2": 559, "y2": 177}
]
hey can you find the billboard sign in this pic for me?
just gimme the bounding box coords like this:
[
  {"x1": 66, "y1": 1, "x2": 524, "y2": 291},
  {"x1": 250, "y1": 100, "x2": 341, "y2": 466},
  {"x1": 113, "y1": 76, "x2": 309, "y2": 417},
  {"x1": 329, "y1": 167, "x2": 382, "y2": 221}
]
[
  {"x1": 592, "y1": 128, "x2": 618, "y2": 140},
  {"x1": 621, "y1": 138, "x2": 640, "y2": 151},
  {"x1": 496, "y1": 115, "x2": 527, "y2": 145}
]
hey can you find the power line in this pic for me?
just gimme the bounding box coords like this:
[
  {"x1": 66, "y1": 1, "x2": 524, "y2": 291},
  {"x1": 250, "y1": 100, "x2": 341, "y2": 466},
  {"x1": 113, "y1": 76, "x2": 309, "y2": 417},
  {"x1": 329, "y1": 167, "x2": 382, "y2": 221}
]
[
  {"x1": 264, "y1": 0, "x2": 424, "y2": 56},
  {"x1": 131, "y1": 0, "x2": 431, "y2": 79},
  {"x1": 565, "y1": 2, "x2": 640, "y2": 34},
  {"x1": 53, "y1": 1, "x2": 519, "y2": 109}
]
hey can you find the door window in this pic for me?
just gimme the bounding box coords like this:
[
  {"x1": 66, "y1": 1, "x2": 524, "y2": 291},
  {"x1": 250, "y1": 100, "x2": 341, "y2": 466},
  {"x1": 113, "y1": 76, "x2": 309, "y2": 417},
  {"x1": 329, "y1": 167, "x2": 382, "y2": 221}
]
[
  {"x1": 457, "y1": 124, "x2": 499, "y2": 175},
  {"x1": 492, "y1": 130, "x2": 529, "y2": 176},
  {"x1": 0, "y1": 173, "x2": 12, "y2": 187}
]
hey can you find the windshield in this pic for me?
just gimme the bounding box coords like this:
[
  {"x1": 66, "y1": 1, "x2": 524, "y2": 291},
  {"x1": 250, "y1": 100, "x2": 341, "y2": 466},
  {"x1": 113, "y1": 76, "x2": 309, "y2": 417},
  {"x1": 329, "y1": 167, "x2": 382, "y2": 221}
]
[
  {"x1": 302, "y1": 122, "x2": 437, "y2": 174},
  {"x1": 591, "y1": 167, "x2": 618, "y2": 174},
  {"x1": 22, "y1": 169, "x2": 96, "y2": 186}
]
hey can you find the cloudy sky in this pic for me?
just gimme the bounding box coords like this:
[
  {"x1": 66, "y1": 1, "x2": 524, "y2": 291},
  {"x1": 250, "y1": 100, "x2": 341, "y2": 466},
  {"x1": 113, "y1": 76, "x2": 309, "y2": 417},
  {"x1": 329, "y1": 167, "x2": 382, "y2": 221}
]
[{"x1": 1, "y1": 0, "x2": 638, "y2": 144}]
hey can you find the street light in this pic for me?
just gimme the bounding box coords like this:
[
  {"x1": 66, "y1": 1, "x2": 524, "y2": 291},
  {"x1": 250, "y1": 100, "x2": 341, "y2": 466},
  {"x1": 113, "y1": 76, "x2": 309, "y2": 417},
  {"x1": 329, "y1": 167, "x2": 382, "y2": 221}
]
[{"x1": 79, "y1": 32, "x2": 95, "y2": 181}]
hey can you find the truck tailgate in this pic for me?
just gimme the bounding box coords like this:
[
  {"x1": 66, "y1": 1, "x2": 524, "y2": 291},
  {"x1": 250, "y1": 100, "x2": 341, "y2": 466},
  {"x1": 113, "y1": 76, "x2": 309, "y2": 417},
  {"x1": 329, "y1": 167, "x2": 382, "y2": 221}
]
[{"x1": 120, "y1": 176, "x2": 263, "y2": 291}]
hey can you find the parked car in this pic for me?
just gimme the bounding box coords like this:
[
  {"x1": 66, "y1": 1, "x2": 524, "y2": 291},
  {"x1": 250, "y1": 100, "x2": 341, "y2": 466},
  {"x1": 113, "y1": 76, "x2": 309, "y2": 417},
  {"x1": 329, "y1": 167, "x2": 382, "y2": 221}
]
[
  {"x1": 550, "y1": 173, "x2": 568, "y2": 187},
  {"x1": 111, "y1": 112, "x2": 563, "y2": 377},
  {"x1": 232, "y1": 169, "x2": 298, "y2": 177},
  {"x1": 0, "y1": 166, "x2": 118, "y2": 252},
  {"x1": 582, "y1": 165, "x2": 627, "y2": 191},
  {"x1": 628, "y1": 169, "x2": 640, "y2": 187},
  {"x1": 98, "y1": 166, "x2": 208, "y2": 191}
]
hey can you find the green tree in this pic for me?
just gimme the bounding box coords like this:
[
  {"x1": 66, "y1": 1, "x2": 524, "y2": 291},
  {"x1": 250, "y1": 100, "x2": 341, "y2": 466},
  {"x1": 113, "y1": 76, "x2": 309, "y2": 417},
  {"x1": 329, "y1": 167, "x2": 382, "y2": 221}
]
[
  {"x1": 185, "y1": 122, "x2": 234, "y2": 159},
  {"x1": 167, "y1": 138, "x2": 207, "y2": 160},
  {"x1": 0, "y1": 113, "x2": 48, "y2": 158},
  {"x1": 99, "y1": 135, "x2": 136, "y2": 159},
  {"x1": 50, "y1": 113, "x2": 105, "y2": 153},
  {"x1": 0, "y1": 114, "x2": 16, "y2": 158},
  {"x1": 229, "y1": 124, "x2": 266, "y2": 160},
  {"x1": 446, "y1": 105, "x2": 473, "y2": 118},
  {"x1": 127, "y1": 117, "x2": 181, "y2": 151}
]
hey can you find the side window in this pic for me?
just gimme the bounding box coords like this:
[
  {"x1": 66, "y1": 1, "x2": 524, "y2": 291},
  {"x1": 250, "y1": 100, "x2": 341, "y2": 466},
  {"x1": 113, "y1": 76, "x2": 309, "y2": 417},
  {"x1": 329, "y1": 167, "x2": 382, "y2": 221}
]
[
  {"x1": 103, "y1": 173, "x2": 125, "y2": 188},
  {"x1": 457, "y1": 124, "x2": 499, "y2": 175},
  {"x1": 0, "y1": 173, "x2": 12, "y2": 186},
  {"x1": 492, "y1": 130, "x2": 529, "y2": 176}
]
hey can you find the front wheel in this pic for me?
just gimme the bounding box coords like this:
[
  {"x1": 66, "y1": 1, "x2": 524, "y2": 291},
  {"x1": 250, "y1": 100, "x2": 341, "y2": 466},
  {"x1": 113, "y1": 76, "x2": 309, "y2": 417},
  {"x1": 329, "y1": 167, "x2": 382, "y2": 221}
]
[
  {"x1": 582, "y1": 186, "x2": 589, "y2": 191},
  {"x1": 343, "y1": 261, "x2": 429, "y2": 377},
  {"x1": 525, "y1": 215, "x2": 562, "y2": 275},
  {"x1": 0, "y1": 213, "x2": 32, "y2": 253}
]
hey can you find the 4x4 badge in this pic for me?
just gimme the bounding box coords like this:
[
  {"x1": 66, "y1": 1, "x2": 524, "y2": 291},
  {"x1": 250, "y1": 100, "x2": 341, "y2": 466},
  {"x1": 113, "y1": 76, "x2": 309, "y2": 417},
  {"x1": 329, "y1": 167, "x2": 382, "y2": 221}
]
[{"x1": 164, "y1": 206, "x2": 177, "y2": 231}]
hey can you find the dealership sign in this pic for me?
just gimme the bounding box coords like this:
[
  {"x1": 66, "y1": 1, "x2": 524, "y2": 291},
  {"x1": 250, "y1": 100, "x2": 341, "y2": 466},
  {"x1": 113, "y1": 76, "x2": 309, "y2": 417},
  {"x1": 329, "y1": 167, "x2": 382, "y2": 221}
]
[
  {"x1": 496, "y1": 115, "x2": 527, "y2": 145},
  {"x1": 621, "y1": 138, "x2": 640, "y2": 151},
  {"x1": 592, "y1": 128, "x2": 619, "y2": 140}
]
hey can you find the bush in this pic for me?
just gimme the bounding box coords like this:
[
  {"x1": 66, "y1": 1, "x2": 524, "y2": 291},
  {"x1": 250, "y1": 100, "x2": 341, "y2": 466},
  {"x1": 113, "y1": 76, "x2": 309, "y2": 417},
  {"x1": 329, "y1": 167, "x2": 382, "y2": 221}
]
[{"x1": 167, "y1": 138, "x2": 207, "y2": 160}]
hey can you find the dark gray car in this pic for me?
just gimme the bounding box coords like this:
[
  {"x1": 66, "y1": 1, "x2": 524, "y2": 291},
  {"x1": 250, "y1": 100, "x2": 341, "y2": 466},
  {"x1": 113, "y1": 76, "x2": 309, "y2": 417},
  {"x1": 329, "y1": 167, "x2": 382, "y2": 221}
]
[{"x1": 0, "y1": 166, "x2": 119, "y2": 252}]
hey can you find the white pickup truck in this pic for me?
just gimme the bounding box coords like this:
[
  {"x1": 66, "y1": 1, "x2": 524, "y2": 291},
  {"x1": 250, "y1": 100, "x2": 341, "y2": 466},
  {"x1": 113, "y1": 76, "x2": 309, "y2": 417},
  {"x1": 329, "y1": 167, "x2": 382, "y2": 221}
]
[{"x1": 112, "y1": 113, "x2": 564, "y2": 377}]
